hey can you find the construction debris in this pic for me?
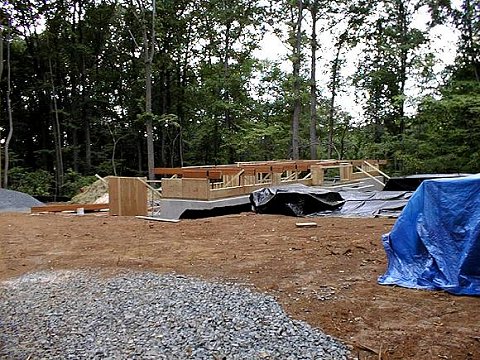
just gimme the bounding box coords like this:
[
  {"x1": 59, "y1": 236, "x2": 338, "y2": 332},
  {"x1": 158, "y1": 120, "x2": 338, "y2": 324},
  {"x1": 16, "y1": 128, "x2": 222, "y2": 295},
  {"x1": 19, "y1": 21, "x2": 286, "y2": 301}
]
[{"x1": 295, "y1": 222, "x2": 318, "y2": 228}]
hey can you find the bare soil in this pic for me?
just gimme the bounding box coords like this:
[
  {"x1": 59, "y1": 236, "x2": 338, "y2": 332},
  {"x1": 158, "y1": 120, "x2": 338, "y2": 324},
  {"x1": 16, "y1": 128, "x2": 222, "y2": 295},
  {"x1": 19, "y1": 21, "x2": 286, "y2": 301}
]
[{"x1": 1, "y1": 212, "x2": 478, "y2": 359}]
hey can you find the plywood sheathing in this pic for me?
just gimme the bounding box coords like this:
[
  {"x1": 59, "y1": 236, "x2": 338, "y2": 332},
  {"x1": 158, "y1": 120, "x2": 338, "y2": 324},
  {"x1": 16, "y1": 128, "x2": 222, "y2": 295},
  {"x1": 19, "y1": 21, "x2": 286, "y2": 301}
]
[{"x1": 108, "y1": 177, "x2": 148, "y2": 216}]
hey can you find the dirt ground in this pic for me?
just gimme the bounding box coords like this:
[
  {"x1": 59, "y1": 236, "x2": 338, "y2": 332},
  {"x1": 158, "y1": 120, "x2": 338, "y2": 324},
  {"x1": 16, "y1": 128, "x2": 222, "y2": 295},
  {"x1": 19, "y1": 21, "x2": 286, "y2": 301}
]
[{"x1": 1, "y1": 212, "x2": 478, "y2": 359}]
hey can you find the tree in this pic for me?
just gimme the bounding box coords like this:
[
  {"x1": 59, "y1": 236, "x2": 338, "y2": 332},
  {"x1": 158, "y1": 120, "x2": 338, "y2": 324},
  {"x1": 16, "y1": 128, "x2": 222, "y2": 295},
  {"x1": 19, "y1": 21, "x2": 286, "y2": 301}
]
[
  {"x1": 0, "y1": 10, "x2": 4, "y2": 186},
  {"x1": 137, "y1": 0, "x2": 156, "y2": 180},
  {"x1": 327, "y1": 36, "x2": 345, "y2": 158},
  {"x1": 307, "y1": 0, "x2": 319, "y2": 160},
  {"x1": 290, "y1": 0, "x2": 304, "y2": 160},
  {"x1": 396, "y1": 0, "x2": 480, "y2": 173},
  {"x1": 3, "y1": 18, "x2": 12, "y2": 188},
  {"x1": 353, "y1": 0, "x2": 428, "y2": 142},
  {"x1": 454, "y1": 0, "x2": 480, "y2": 81}
]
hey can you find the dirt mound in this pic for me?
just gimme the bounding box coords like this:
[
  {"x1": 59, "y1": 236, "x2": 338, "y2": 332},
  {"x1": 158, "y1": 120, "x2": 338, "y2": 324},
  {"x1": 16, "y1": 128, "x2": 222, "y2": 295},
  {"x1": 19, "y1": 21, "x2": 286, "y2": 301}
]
[
  {"x1": 71, "y1": 177, "x2": 109, "y2": 204},
  {"x1": 0, "y1": 188, "x2": 44, "y2": 213},
  {"x1": 72, "y1": 177, "x2": 161, "y2": 204}
]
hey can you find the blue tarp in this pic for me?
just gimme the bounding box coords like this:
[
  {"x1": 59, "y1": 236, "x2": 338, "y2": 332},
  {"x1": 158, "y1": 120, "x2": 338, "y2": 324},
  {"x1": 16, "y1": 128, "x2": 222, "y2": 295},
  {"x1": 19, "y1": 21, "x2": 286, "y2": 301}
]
[{"x1": 378, "y1": 174, "x2": 480, "y2": 295}]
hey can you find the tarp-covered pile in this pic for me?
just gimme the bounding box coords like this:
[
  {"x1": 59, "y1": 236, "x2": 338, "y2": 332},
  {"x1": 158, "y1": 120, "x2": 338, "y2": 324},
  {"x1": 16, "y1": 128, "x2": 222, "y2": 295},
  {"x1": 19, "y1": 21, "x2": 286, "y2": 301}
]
[
  {"x1": 378, "y1": 174, "x2": 480, "y2": 295},
  {"x1": 249, "y1": 184, "x2": 411, "y2": 217}
]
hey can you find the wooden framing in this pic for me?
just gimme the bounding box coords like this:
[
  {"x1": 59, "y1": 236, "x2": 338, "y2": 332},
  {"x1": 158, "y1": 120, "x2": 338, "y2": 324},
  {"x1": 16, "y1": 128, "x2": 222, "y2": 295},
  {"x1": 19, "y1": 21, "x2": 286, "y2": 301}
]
[
  {"x1": 156, "y1": 159, "x2": 387, "y2": 200},
  {"x1": 30, "y1": 160, "x2": 386, "y2": 215}
]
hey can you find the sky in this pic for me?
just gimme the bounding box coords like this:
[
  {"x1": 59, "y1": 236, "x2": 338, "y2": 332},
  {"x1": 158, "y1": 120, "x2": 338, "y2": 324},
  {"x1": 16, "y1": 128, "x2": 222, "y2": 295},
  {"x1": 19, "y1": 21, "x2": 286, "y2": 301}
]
[{"x1": 253, "y1": 4, "x2": 460, "y2": 123}]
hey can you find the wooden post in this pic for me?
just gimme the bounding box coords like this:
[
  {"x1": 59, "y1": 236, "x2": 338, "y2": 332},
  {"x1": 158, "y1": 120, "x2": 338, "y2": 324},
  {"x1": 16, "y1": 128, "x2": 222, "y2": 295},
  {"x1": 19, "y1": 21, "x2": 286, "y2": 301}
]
[
  {"x1": 311, "y1": 165, "x2": 324, "y2": 186},
  {"x1": 340, "y1": 163, "x2": 353, "y2": 182},
  {"x1": 109, "y1": 177, "x2": 148, "y2": 216},
  {"x1": 272, "y1": 172, "x2": 282, "y2": 185}
]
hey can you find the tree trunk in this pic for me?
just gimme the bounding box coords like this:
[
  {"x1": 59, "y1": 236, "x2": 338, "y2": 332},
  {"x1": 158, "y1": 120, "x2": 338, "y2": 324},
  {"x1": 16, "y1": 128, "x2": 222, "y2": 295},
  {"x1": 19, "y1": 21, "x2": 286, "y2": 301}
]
[
  {"x1": 339, "y1": 119, "x2": 348, "y2": 159},
  {"x1": 0, "y1": 25, "x2": 3, "y2": 187},
  {"x1": 3, "y1": 29, "x2": 13, "y2": 188},
  {"x1": 143, "y1": 0, "x2": 156, "y2": 180},
  {"x1": 145, "y1": 58, "x2": 155, "y2": 178},
  {"x1": 291, "y1": 0, "x2": 303, "y2": 160},
  {"x1": 328, "y1": 44, "x2": 342, "y2": 159},
  {"x1": 309, "y1": 4, "x2": 318, "y2": 160},
  {"x1": 223, "y1": 20, "x2": 235, "y2": 164},
  {"x1": 48, "y1": 56, "x2": 64, "y2": 191},
  {"x1": 85, "y1": 118, "x2": 92, "y2": 172},
  {"x1": 398, "y1": 0, "x2": 407, "y2": 134},
  {"x1": 137, "y1": 137, "x2": 143, "y2": 173},
  {"x1": 72, "y1": 128, "x2": 79, "y2": 172},
  {"x1": 179, "y1": 127, "x2": 184, "y2": 167}
]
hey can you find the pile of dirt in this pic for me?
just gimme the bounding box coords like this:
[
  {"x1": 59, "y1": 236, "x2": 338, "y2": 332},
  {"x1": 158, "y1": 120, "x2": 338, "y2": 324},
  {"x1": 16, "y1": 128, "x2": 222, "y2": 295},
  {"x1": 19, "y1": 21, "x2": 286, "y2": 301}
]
[
  {"x1": 71, "y1": 177, "x2": 109, "y2": 204},
  {"x1": 0, "y1": 188, "x2": 44, "y2": 213},
  {"x1": 71, "y1": 177, "x2": 161, "y2": 204}
]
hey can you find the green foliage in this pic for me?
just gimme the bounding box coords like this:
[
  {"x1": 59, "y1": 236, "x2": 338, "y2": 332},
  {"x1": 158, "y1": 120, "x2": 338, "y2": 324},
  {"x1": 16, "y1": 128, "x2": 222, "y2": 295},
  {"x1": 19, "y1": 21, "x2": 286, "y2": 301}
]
[
  {"x1": 60, "y1": 169, "x2": 97, "y2": 198},
  {"x1": 2, "y1": 0, "x2": 479, "y2": 186},
  {"x1": 8, "y1": 167, "x2": 53, "y2": 196}
]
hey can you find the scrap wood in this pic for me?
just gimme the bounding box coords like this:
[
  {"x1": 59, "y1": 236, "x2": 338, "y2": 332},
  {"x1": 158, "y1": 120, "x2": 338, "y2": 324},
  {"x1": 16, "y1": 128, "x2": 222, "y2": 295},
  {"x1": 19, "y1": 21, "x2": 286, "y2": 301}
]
[
  {"x1": 31, "y1": 203, "x2": 109, "y2": 213},
  {"x1": 95, "y1": 174, "x2": 108, "y2": 184},
  {"x1": 135, "y1": 216, "x2": 180, "y2": 223},
  {"x1": 295, "y1": 222, "x2": 317, "y2": 228}
]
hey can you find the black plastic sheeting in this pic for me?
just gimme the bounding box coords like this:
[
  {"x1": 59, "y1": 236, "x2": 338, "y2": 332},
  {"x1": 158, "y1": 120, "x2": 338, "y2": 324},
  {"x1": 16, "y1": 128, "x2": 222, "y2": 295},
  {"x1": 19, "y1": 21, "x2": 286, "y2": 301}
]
[
  {"x1": 249, "y1": 184, "x2": 345, "y2": 217},
  {"x1": 250, "y1": 184, "x2": 411, "y2": 217},
  {"x1": 320, "y1": 190, "x2": 412, "y2": 217},
  {"x1": 180, "y1": 203, "x2": 252, "y2": 219},
  {"x1": 383, "y1": 174, "x2": 469, "y2": 191}
]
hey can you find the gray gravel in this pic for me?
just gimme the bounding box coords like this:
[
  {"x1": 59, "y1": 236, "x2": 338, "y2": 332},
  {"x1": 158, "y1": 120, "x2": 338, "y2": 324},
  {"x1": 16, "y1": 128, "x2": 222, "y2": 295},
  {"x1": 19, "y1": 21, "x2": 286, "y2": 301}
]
[
  {"x1": 0, "y1": 270, "x2": 351, "y2": 359},
  {"x1": 0, "y1": 188, "x2": 44, "y2": 213}
]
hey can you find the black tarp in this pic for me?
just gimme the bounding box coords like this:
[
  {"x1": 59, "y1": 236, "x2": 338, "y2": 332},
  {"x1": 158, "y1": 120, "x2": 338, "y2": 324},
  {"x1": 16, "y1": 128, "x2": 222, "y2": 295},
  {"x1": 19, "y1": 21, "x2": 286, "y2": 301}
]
[
  {"x1": 249, "y1": 184, "x2": 345, "y2": 216},
  {"x1": 250, "y1": 184, "x2": 411, "y2": 217},
  {"x1": 319, "y1": 190, "x2": 411, "y2": 217},
  {"x1": 383, "y1": 174, "x2": 469, "y2": 191}
]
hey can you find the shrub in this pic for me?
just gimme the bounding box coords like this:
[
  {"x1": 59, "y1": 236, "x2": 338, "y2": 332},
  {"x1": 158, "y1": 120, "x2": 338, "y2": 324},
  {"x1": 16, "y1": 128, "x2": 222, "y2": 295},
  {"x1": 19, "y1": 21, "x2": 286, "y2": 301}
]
[{"x1": 8, "y1": 167, "x2": 54, "y2": 196}]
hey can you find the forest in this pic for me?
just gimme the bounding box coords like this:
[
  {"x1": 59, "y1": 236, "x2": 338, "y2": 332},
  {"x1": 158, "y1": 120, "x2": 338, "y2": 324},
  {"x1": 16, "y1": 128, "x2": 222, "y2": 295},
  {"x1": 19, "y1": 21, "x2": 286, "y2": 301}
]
[{"x1": 0, "y1": 0, "x2": 479, "y2": 196}]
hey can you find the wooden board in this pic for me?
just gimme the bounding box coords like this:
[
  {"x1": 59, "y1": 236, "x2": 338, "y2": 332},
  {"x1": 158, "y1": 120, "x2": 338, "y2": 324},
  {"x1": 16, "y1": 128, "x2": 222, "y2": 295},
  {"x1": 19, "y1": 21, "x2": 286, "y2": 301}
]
[
  {"x1": 109, "y1": 177, "x2": 147, "y2": 216},
  {"x1": 207, "y1": 170, "x2": 223, "y2": 180},
  {"x1": 295, "y1": 162, "x2": 311, "y2": 172},
  {"x1": 135, "y1": 216, "x2": 180, "y2": 223},
  {"x1": 215, "y1": 167, "x2": 246, "y2": 176},
  {"x1": 253, "y1": 165, "x2": 273, "y2": 173},
  {"x1": 154, "y1": 167, "x2": 183, "y2": 175},
  {"x1": 183, "y1": 169, "x2": 209, "y2": 178},
  {"x1": 31, "y1": 203, "x2": 109, "y2": 213},
  {"x1": 295, "y1": 222, "x2": 318, "y2": 228}
]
